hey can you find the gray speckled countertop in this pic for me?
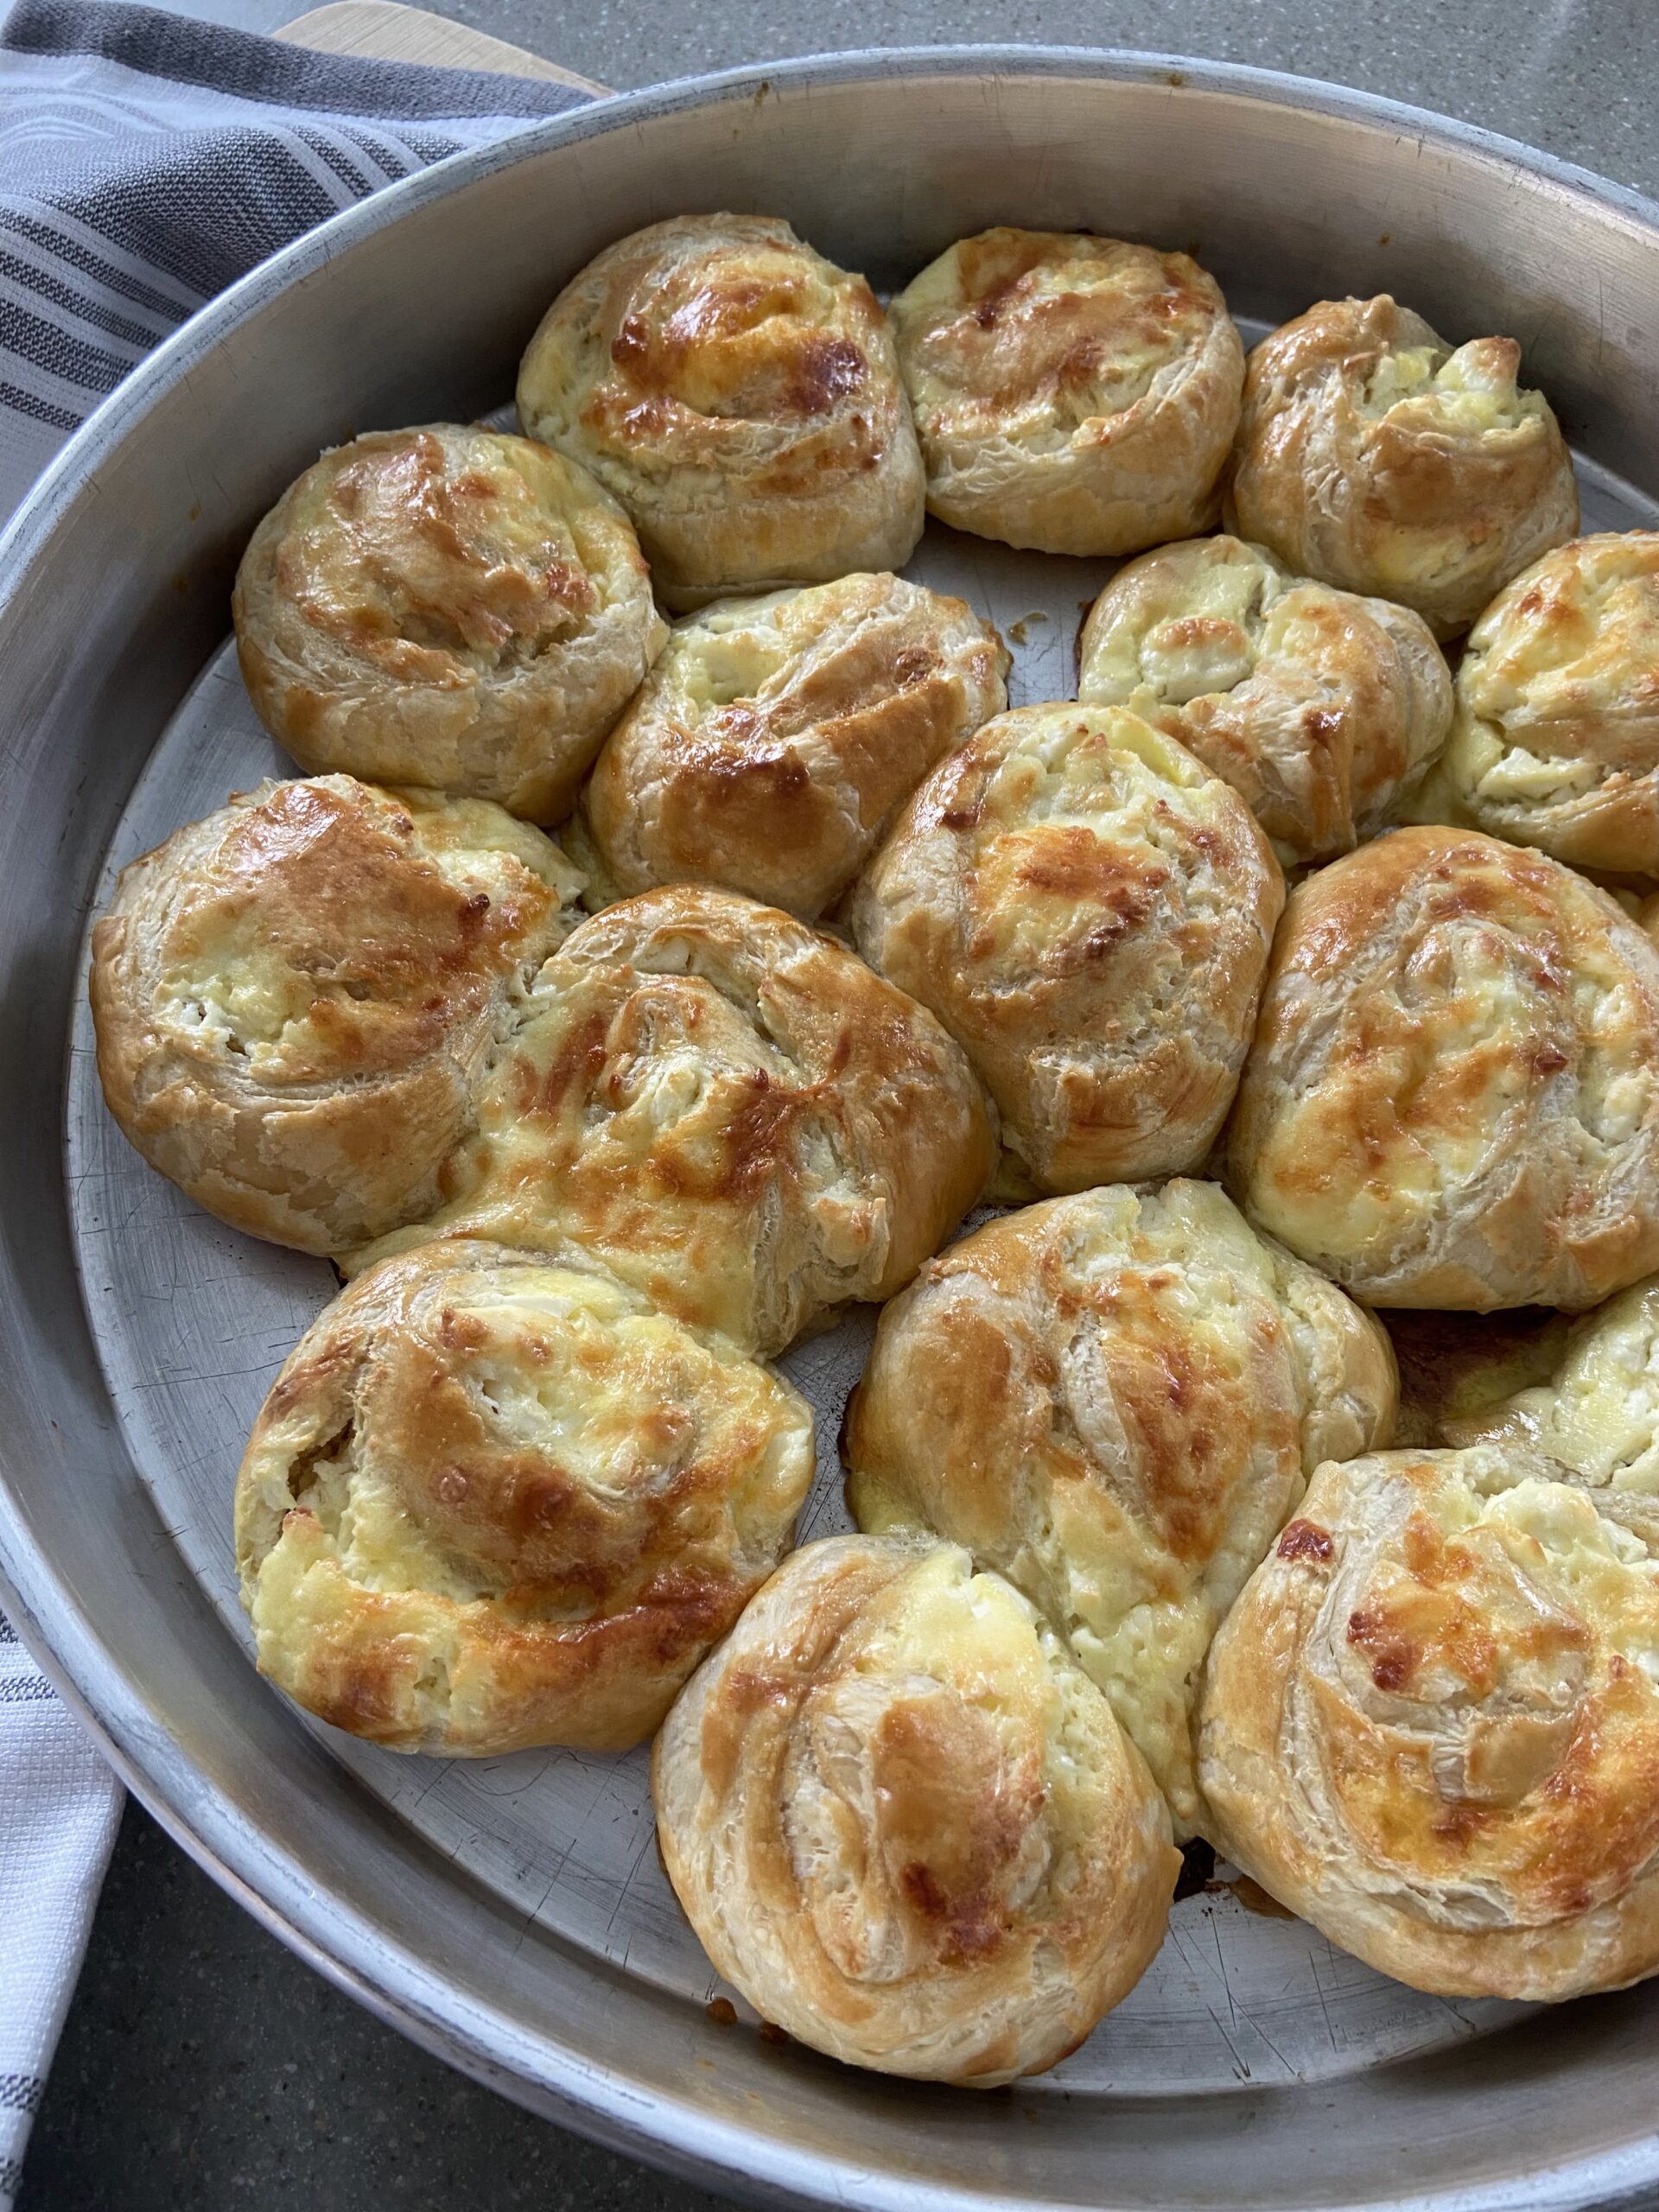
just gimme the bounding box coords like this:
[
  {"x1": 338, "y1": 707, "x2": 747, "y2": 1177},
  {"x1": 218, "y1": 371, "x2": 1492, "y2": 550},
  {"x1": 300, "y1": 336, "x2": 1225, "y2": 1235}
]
[
  {"x1": 19, "y1": 3, "x2": 1659, "y2": 2207},
  {"x1": 140, "y1": 0, "x2": 1659, "y2": 201}
]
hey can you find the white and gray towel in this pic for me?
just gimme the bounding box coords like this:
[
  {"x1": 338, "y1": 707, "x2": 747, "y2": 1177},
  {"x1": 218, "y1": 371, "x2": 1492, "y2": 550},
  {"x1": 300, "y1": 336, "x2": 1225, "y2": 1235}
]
[
  {"x1": 0, "y1": 0, "x2": 594, "y2": 516},
  {"x1": 0, "y1": 3, "x2": 594, "y2": 2198},
  {"x1": 0, "y1": 1619, "x2": 121, "y2": 2209}
]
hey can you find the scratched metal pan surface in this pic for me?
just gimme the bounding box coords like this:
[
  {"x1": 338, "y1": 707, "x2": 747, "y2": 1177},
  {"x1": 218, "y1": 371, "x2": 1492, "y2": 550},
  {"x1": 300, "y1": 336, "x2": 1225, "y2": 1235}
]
[{"x1": 5, "y1": 47, "x2": 1659, "y2": 2212}]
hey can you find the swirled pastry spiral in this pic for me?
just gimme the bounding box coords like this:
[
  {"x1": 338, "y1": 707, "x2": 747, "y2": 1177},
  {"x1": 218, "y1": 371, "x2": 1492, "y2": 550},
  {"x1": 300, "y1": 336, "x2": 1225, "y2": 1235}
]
[
  {"x1": 233, "y1": 426, "x2": 665, "y2": 823},
  {"x1": 1416, "y1": 533, "x2": 1659, "y2": 876},
  {"x1": 1227, "y1": 296, "x2": 1579, "y2": 639},
  {"x1": 846, "y1": 1179, "x2": 1397, "y2": 1830},
  {"x1": 849, "y1": 702, "x2": 1282, "y2": 1192},
  {"x1": 1198, "y1": 1445, "x2": 1659, "y2": 1999},
  {"x1": 235, "y1": 1240, "x2": 815, "y2": 1754},
  {"x1": 517, "y1": 214, "x2": 925, "y2": 608},
  {"x1": 348, "y1": 885, "x2": 995, "y2": 1355},
  {"x1": 889, "y1": 228, "x2": 1243, "y2": 556},
  {"x1": 653, "y1": 1533, "x2": 1178, "y2": 2081},
  {"x1": 1228, "y1": 825, "x2": 1659, "y2": 1309},
  {"x1": 1078, "y1": 534, "x2": 1452, "y2": 866},
  {"x1": 570, "y1": 571, "x2": 1007, "y2": 919},
  {"x1": 89, "y1": 775, "x2": 582, "y2": 1254}
]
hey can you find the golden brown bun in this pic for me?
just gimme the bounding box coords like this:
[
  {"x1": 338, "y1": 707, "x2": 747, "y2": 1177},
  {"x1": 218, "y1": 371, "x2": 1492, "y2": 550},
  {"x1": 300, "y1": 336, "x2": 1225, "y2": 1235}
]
[
  {"x1": 1226, "y1": 296, "x2": 1579, "y2": 639},
  {"x1": 889, "y1": 229, "x2": 1243, "y2": 556},
  {"x1": 846, "y1": 1179, "x2": 1397, "y2": 1831},
  {"x1": 652, "y1": 1533, "x2": 1178, "y2": 2082},
  {"x1": 849, "y1": 703, "x2": 1283, "y2": 1192},
  {"x1": 232, "y1": 427, "x2": 666, "y2": 823},
  {"x1": 235, "y1": 1240, "x2": 814, "y2": 1754},
  {"x1": 1414, "y1": 533, "x2": 1659, "y2": 875},
  {"x1": 517, "y1": 214, "x2": 924, "y2": 609},
  {"x1": 1078, "y1": 535, "x2": 1452, "y2": 866},
  {"x1": 1228, "y1": 825, "x2": 1659, "y2": 1310},
  {"x1": 89, "y1": 776, "x2": 582, "y2": 1255},
  {"x1": 348, "y1": 886, "x2": 995, "y2": 1355},
  {"x1": 1198, "y1": 1444, "x2": 1659, "y2": 1999},
  {"x1": 569, "y1": 573, "x2": 1007, "y2": 919},
  {"x1": 1445, "y1": 1271, "x2": 1659, "y2": 1488}
]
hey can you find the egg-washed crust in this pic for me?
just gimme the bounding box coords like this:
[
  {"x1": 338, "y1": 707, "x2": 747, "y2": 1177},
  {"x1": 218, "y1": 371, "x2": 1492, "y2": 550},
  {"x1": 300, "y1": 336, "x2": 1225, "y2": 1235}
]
[
  {"x1": 1446, "y1": 1270, "x2": 1659, "y2": 1490},
  {"x1": 890, "y1": 228, "x2": 1244, "y2": 557},
  {"x1": 346, "y1": 885, "x2": 995, "y2": 1356},
  {"x1": 233, "y1": 427, "x2": 666, "y2": 823},
  {"x1": 1078, "y1": 534, "x2": 1452, "y2": 867},
  {"x1": 516, "y1": 214, "x2": 925, "y2": 610},
  {"x1": 1226, "y1": 295, "x2": 1579, "y2": 640},
  {"x1": 1198, "y1": 1445, "x2": 1659, "y2": 2000},
  {"x1": 652, "y1": 1534, "x2": 1178, "y2": 2082},
  {"x1": 1228, "y1": 824, "x2": 1659, "y2": 1311},
  {"x1": 234, "y1": 1240, "x2": 816, "y2": 1755},
  {"x1": 89, "y1": 776, "x2": 582, "y2": 1255},
  {"x1": 845, "y1": 1180, "x2": 1397, "y2": 1833},
  {"x1": 569, "y1": 572, "x2": 1009, "y2": 920},
  {"x1": 849, "y1": 703, "x2": 1283, "y2": 1193},
  {"x1": 1418, "y1": 533, "x2": 1659, "y2": 876}
]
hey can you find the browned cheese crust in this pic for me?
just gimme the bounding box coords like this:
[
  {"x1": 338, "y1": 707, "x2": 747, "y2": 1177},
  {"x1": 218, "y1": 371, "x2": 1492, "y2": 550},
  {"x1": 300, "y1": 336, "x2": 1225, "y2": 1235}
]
[
  {"x1": 850, "y1": 702, "x2": 1283, "y2": 1192},
  {"x1": 235, "y1": 1240, "x2": 815, "y2": 1754},
  {"x1": 1228, "y1": 824, "x2": 1659, "y2": 1310},
  {"x1": 571, "y1": 571, "x2": 1008, "y2": 918},
  {"x1": 89, "y1": 775, "x2": 582, "y2": 1254},
  {"x1": 846, "y1": 1179, "x2": 1396, "y2": 1831},
  {"x1": 348, "y1": 884, "x2": 995, "y2": 1355},
  {"x1": 890, "y1": 228, "x2": 1243, "y2": 556},
  {"x1": 517, "y1": 214, "x2": 925, "y2": 608},
  {"x1": 1199, "y1": 1445, "x2": 1659, "y2": 1999},
  {"x1": 653, "y1": 1534, "x2": 1178, "y2": 2081},
  {"x1": 1415, "y1": 532, "x2": 1659, "y2": 875},
  {"x1": 1227, "y1": 295, "x2": 1579, "y2": 639},
  {"x1": 1079, "y1": 533, "x2": 1452, "y2": 866},
  {"x1": 234, "y1": 426, "x2": 665, "y2": 823}
]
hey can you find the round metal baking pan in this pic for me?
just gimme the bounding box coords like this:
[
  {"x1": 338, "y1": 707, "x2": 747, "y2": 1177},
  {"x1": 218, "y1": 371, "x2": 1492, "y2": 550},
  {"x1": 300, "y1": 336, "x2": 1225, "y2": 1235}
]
[{"x1": 5, "y1": 46, "x2": 1659, "y2": 2212}]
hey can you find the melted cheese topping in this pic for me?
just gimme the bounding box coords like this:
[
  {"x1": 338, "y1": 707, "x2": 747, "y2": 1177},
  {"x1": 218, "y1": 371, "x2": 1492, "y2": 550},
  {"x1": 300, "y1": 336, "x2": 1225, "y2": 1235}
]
[
  {"x1": 1230, "y1": 825, "x2": 1659, "y2": 1309},
  {"x1": 652, "y1": 1535, "x2": 1177, "y2": 2081},
  {"x1": 1200, "y1": 1445, "x2": 1659, "y2": 1997},
  {"x1": 235, "y1": 1241, "x2": 814, "y2": 1753},
  {"x1": 148, "y1": 778, "x2": 577, "y2": 1085},
  {"x1": 848, "y1": 1179, "x2": 1395, "y2": 1830}
]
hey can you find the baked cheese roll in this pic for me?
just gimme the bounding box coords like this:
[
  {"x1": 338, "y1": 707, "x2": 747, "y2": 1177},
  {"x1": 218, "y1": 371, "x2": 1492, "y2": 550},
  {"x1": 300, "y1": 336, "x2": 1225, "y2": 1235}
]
[
  {"x1": 1228, "y1": 825, "x2": 1659, "y2": 1311},
  {"x1": 516, "y1": 214, "x2": 925, "y2": 609},
  {"x1": 846, "y1": 1180, "x2": 1396, "y2": 1831},
  {"x1": 348, "y1": 886, "x2": 995, "y2": 1355},
  {"x1": 89, "y1": 776, "x2": 581, "y2": 1255},
  {"x1": 571, "y1": 572, "x2": 1008, "y2": 920},
  {"x1": 889, "y1": 228, "x2": 1243, "y2": 556},
  {"x1": 233, "y1": 427, "x2": 665, "y2": 823},
  {"x1": 1446, "y1": 1273, "x2": 1659, "y2": 1490},
  {"x1": 653, "y1": 1534, "x2": 1177, "y2": 2082},
  {"x1": 1078, "y1": 535, "x2": 1452, "y2": 867},
  {"x1": 235, "y1": 1241, "x2": 815, "y2": 1755},
  {"x1": 1420, "y1": 534, "x2": 1659, "y2": 875},
  {"x1": 1198, "y1": 1445, "x2": 1659, "y2": 1999},
  {"x1": 849, "y1": 703, "x2": 1282, "y2": 1192},
  {"x1": 1227, "y1": 296, "x2": 1579, "y2": 639}
]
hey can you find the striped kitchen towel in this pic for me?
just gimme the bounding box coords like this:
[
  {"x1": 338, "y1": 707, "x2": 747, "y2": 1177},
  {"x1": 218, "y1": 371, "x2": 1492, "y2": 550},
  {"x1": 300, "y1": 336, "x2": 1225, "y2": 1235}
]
[
  {"x1": 0, "y1": 0, "x2": 596, "y2": 523},
  {"x1": 0, "y1": 1618, "x2": 121, "y2": 2211},
  {"x1": 0, "y1": 4, "x2": 595, "y2": 2198}
]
